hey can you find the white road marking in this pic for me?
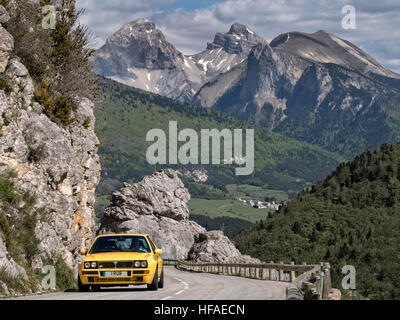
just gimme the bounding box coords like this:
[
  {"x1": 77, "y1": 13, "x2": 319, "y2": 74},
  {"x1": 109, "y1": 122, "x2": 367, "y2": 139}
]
[
  {"x1": 171, "y1": 277, "x2": 189, "y2": 297},
  {"x1": 161, "y1": 296, "x2": 172, "y2": 300}
]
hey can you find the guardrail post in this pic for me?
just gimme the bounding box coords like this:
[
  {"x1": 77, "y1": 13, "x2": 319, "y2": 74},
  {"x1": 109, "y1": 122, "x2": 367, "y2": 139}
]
[
  {"x1": 279, "y1": 262, "x2": 284, "y2": 281},
  {"x1": 314, "y1": 272, "x2": 322, "y2": 300},
  {"x1": 269, "y1": 261, "x2": 274, "y2": 280},
  {"x1": 302, "y1": 281, "x2": 314, "y2": 300},
  {"x1": 290, "y1": 262, "x2": 296, "y2": 282},
  {"x1": 319, "y1": 270, "x2": 325, "y2": 299},
  {"x1": 322, "y1": 262, "x2": 332, "y2": 300}
]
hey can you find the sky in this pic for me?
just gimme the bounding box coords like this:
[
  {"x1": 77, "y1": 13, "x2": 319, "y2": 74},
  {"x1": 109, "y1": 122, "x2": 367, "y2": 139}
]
[{"x1": 76, "y1": 0, "x2": 400, "y2": 72}]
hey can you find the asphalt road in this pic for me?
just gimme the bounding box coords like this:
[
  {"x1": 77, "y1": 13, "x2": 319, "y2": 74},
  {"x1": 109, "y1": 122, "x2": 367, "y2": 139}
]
[{"x1": 11, "y1": 266, "x2": 288, "y2": 300}]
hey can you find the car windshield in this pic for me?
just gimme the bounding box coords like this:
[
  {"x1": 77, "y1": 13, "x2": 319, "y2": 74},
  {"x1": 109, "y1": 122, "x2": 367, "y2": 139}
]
[{"x1": 89, "y1": 235, "x2": 151, "y2": 254}]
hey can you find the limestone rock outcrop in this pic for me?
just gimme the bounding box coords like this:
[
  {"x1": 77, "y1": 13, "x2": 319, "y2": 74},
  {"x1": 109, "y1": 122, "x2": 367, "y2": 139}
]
[
  {"x1": 98, "y1": 169, "x2": 259, "y2": 263},
  {"x1": 99, "y1": 170, "x2": 204, "y2": 259},
  {"x1": 0, "y1": 23, "x2": 13, "y2": 73},
  {"x1": 0, "y1": 4, "x2": 100, "y2": 282},
  {"x1": 188, "y1": 230, "x2": 260, "y2": 264}
]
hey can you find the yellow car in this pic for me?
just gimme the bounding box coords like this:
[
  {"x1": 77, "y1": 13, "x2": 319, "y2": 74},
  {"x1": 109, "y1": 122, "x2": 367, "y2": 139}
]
[{"x1": 78, "y1": 234, "x2": 164, "y2": 292}]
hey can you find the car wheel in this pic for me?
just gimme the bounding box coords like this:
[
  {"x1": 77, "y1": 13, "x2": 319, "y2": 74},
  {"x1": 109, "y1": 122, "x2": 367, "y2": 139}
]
[
  {"x1": 147, "y1": 266, "x2": 159, "y2": 291},
  {"x1": 78, "y1": 276, "x2": 90, "y2": 292},
  {"x1": 91, "y1": 285, "x2": 101, "y2": 292},
  {"x1": 158, "y1": 265, "x2": 164, "y2": 289}
]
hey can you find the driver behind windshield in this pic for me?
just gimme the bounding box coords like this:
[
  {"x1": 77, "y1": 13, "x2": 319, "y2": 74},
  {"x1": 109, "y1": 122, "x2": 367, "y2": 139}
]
[{"x1": 90, "y1": 236, "x2": 151, "y2": 253}]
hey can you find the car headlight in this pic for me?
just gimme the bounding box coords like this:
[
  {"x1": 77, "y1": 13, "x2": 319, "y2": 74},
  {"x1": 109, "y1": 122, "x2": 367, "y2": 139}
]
[
  {"x1": 133, "y1": 261, "x2": 147, "y2": 268},
  {"x1": 84, "y1": 261, "x2": 97, "y2": 269}
]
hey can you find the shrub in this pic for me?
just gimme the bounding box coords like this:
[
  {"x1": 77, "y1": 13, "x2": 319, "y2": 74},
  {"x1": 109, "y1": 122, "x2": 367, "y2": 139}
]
[
  {"x1": 27, "y1": 143, "x2": 46, "y2": 163},
  {"x1": 0, "y1": 174, "x2": 41, "y2": 262},
  {"x1": 52, "y1": 95, "x2": 76, "y2": 127},
  {"x1": 0, "y1": 210, "x2": 12, "y2": 248},
  {"x1": 0, "y1": 76, "x2": 12, "y2": 93},
  {"x1": 2, "y1": 113, "x2": 11, "y2": 126},
  {"x1": 0, "y1": 177, "x2": 20, "y2": 204},
  {"x1": 54, "y1": 256, "x2": 76, "y2": 291},
  {"x1": 34, "y1": 81, "x2": 76, "y2": 127},
  {"x1": 83, "y1": 117, "x2": 91, "y2": 129},
  {"x1": 0, "y1": 0, "x2": 10, "y2": 7},
  {"x1": 4, "y1": 0, "x2": 97, "y2": 127}
]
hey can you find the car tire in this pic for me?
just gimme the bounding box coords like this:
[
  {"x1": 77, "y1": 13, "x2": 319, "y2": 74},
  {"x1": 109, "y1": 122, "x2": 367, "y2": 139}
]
[
  {"x1": 91, "y1": 285, "x2": 101, "y2": 292},
  {"x1": 158, "y1": 265, "x2": 164, "y2": 289},
  {"x1": 147, "y1": 266, "x2": 159, "y2": 291},
  {"x1": 78, "y1": 276, "x2": 90, "y2": 292}
]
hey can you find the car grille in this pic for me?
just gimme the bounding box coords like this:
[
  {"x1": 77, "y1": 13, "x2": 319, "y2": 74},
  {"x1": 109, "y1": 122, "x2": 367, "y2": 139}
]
[
  {"x1": 98, "y1": 261, "x2": 134, "y2": 269},
  {"x1": 132, "y1": 271, "x2": 145, "y2": 275},
  {"x1": 88, "y1": 276, "x2": 143, "y2": 283},
  {"x1": 82, "y1": 271, "x2": 99, "y2": 275}
]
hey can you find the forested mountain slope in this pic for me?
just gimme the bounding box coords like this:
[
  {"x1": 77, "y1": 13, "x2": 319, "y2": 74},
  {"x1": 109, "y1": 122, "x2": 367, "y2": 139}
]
[
  {"x1": 95, "y1": 77, "x2": 342, "y2": 198},
  {"x1": 234, "y1": 143, "x2": 400, "y2": 299}
]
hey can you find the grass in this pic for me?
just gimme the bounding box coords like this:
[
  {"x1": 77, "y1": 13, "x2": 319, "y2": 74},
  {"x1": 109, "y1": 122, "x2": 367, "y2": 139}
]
[
  {"x1": 0, "y1": 172, "x2": 53, "y2": 296},
  {"x1": 0, "y1": 268, "x2": 29, "y2": 295},
  {"x1": 225, "y1": 184, "x2": 290, "y2": 203},
  {"x1": 188, "y1": 198, "x2": 272, "y2": 223}
]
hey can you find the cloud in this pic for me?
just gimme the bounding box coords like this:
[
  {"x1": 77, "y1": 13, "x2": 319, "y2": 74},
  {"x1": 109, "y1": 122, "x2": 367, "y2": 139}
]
[{"x1": 76, "y1": 0, "x2": 400, "y2": 72}]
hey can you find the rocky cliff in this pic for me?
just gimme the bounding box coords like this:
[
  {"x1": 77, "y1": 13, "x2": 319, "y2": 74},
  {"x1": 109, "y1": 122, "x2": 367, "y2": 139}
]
[
  {"x1": 98, "y1": 169, "x2": 258, "y2": 263},
  {"x1": 0, "y1": 4, "x2": 100, "y2": 295},
  {"x1": 94, "y1": 19, "x2": 400, "y2": 158}
]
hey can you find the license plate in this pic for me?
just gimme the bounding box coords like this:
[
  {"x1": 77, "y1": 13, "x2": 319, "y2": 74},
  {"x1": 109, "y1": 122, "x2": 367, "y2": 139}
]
[{"x1": 102, "y1": 271, "x2": 128, "y2": 277}]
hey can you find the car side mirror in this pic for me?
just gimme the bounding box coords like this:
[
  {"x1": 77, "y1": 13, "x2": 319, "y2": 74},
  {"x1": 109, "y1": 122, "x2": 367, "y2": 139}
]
[
  {"x1": 80, "y1": 250, "x2": 87, "y2": 256},
  {"x1": 155, "y1": 249, "x2": 162, "y2": 255}
]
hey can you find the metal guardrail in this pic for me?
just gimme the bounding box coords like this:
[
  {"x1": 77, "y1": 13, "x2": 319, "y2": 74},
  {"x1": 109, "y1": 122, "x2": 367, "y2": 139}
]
[
  {"x1": 164, "y1": 259, "x2": 332, "y2": 300},
  {"x1": 163, "y1": 259, "x2": 179, "y2": 266},
  {"x1": 285, "y1": 262, "x2": 332, "y2": 300}
]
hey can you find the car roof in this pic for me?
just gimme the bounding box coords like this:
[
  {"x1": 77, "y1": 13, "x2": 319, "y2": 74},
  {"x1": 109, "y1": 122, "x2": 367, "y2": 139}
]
[{"x1": 96, "y1": 234, "x2": 149, "y2": 237}]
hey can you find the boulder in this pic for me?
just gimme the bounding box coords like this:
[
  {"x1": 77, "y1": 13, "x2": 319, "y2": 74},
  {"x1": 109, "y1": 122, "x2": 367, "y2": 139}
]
[
  {"x1": 188, "y1": 230, "x2": 260, "y2": 264},
  {"x1": 0, "y1": 5, "x2": 10, "y2": 24},
  {"x1": 99, "y1": 169, "x2": 203, "y2": 260},
  {"x1": 99, "y1": 169, "x2": 260, "y2": 263},
  {"x1": 0, "y1": 24, "x2": 13, "y2": 73}
]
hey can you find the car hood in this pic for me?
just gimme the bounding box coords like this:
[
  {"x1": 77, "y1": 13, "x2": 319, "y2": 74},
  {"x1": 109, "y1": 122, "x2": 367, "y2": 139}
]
[{"x1": 83, "y1": 251, "x2": 152, "y2": 261}]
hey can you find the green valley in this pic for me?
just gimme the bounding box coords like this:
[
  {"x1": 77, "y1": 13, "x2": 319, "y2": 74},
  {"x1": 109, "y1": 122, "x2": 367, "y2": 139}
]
[{"x1": 95, "y1": 77, "x2": 342, "y2": 205}]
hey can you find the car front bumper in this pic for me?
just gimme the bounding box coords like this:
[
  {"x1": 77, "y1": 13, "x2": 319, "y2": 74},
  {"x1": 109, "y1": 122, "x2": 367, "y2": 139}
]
[{"x1": 79, "y1": 269, "x2": 154, "y2": 286}]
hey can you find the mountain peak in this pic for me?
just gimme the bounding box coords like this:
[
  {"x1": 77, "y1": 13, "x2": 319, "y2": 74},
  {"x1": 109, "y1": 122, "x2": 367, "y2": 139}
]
[
  {"x1": 132, "y1": 18, "x2": 152, "y2": 24},
  {"x1": 111, "y1": 18, "x2": 158, "y2": 40},
  {"x1": 228, "y1": 22, "x2": 254, "y2": 35},
  {"x1": 94, "y1": 18, "x2": 183, "y2": 72},
  {"x1": 270, "y1": 30, "x2": 400, "y2": 79},
  {"x1": 207, "y1": 23, "x2": 266, "y2": 54}
]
